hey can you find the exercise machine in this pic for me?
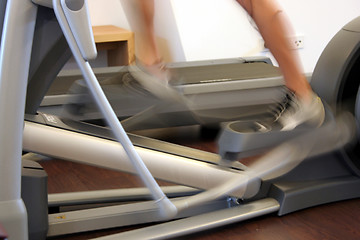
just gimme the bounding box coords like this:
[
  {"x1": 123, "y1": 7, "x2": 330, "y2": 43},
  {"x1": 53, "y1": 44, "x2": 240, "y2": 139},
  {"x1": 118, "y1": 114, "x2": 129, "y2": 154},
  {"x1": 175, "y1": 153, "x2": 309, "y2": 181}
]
[
  {"x1": 46, "y1": 57, "x2": 286, "y2": 130},
  {"x1": 1, "y1": 0, "x2": 360, "y2": 239}
]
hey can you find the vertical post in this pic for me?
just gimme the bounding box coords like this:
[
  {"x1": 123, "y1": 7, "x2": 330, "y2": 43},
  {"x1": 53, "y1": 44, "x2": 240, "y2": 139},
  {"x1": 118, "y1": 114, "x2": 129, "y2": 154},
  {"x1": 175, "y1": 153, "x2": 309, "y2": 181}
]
[{"x1": 0, "y1": 0, "x2": 37, "y2": 239}]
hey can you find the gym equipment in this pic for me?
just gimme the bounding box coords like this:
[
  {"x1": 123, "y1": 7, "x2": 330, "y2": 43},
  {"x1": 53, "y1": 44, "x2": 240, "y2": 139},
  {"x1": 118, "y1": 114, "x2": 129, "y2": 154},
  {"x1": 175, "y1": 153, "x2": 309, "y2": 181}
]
[
  {"x1": 0, "y1": 0, "x2": 359, "y2": 239},
  {"x1": 52, "y1": 57, "x2": 286, "y2": 130},
  {"x1": 0, "y1": 0, "x2": 36, "y2": 239},
  {"x1": 26, "y1": 3, "x2": 286, "y2": 129}
]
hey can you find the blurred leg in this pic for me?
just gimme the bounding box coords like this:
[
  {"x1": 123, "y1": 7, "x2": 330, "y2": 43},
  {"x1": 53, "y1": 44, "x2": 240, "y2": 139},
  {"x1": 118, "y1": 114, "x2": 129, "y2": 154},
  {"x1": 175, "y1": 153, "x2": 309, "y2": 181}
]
[
  {"x1": 237, "y1": 0, "x2": 312, "y2": 101},
  {"x1": 120, "y1": 0, "x2": 183, "y2": 101},
  {"x1": 237, "y1": 0, "x2": 324, "y2": 130},
  {"x1": 121, "y1": 0, "x2": 161, "y2": 65}
]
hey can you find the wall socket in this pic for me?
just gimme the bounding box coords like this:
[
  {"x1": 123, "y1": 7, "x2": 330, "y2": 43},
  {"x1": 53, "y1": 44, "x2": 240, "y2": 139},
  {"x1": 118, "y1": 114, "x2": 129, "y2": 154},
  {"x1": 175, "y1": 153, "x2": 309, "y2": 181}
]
[
  {"x1": 261, "y1": 34, "x2": 305, "y2": 51},
  {"x1": 291, "y1": 35, "x2": 305, "y2": 49}
]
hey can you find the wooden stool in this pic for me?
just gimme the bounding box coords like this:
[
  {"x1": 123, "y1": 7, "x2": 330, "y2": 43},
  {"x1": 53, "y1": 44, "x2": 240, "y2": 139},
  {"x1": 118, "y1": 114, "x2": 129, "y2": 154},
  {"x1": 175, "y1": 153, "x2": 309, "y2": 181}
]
[{"x1": 92, "y1": 25, "x2": 135, "y2": 66}]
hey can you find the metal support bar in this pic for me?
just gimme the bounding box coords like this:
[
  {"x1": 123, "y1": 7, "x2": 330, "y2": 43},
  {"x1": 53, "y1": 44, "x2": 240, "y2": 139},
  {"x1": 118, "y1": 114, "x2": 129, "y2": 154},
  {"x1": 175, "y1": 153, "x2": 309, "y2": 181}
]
[
  {"x1": 93, "y1": 198, "x2": 280, "y2": 240},
  {"x1": 47, "y1": 197, "x2": 230, "y2": 237},
  {"x1": 0, "y1": 0, "x2": 37, "y2": 238},
  {"x1": 48, "y1": 186, "x2": 200, "y2": 207}
]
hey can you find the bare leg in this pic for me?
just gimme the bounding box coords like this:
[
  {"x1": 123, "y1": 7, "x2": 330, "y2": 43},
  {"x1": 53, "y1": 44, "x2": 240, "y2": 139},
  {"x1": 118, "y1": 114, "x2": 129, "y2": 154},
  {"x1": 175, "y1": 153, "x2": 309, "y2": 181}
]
[
  {"x1": 237, "y1": 0, "x2": 312, "y2": 102},
  {"x1": 122, "y1": 0, "x2": 324, "y2": 126},
  {"x1": 121, "y1": 0, "x2": 162, "y2": 65},
  {"x1": 120, "y1": 0, "x2": 184, "y2": 101}
]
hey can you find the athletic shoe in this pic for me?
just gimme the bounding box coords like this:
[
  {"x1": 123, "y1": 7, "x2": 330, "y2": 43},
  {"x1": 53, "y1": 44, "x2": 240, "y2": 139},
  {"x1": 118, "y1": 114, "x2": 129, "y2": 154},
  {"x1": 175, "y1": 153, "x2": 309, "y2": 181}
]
[
  {"x1": 128, "y1": 59, "x2": 183, "y2": 102},
  {"x1": 275, "y1": 90, "x2": 325, "y2": 131}
]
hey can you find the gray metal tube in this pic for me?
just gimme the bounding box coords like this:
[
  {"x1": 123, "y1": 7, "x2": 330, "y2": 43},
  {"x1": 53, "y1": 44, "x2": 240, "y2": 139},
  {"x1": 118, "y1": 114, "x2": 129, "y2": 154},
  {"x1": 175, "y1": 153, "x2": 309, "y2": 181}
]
[
  {"x1": 0, "y1": 0, "x2": 36, "y2": 202},
  {"x1": 0, "y1": 0, "x2": 37, "y2": 238}
]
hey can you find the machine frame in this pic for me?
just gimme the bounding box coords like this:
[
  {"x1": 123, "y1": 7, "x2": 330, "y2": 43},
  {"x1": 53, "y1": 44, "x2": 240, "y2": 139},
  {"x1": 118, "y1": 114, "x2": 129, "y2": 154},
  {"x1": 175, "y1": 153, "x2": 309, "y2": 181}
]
[{"x1": 1, "y1": 0, "x2": 360, "y2": 239}]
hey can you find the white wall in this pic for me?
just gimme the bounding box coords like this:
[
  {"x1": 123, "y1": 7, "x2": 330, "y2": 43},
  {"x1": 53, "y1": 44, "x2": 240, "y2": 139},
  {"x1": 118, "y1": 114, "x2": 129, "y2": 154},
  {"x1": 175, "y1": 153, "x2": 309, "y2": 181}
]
[
  {"x1": 87, "y1": 0, "x2": 360, "y2": 73},
  {"x1": 277, "y1": 0, "x2": 360, "y2": 72},
  {"x1": 88, "y1": 0, "x2": 129, "y2": 29},
  {"x1": 169, "y1": 0, "x2": 262, "y2": 61}
]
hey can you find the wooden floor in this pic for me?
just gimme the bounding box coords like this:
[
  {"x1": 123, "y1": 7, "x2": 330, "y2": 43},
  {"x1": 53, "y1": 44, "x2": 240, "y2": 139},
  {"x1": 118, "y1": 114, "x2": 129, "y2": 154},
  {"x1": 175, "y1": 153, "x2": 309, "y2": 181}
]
[{"x1": 37, "y1": 126, "x2": 360, "y2": 240}]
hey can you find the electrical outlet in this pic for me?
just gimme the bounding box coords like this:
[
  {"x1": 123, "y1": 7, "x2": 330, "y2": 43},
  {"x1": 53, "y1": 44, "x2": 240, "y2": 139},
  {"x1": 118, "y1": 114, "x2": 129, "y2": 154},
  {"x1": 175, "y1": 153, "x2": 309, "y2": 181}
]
[
  {"x1": 291, "y1": 35, "x2": 305, "y2": 49},
  {"x1": 260, "y1": 35, "x2": 305, "y2": 52}
]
